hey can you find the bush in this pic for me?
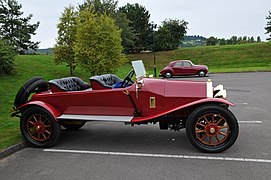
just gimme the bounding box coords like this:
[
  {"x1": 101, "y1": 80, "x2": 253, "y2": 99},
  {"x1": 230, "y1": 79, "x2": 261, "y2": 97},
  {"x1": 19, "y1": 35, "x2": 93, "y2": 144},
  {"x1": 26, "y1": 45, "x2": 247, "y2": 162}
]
[
  {"x1": 75, "y1": 9, "x2": 126, "y2": 75},
  {"x1": 0, "y1": 39, "x2": 15, "y2": 75}
]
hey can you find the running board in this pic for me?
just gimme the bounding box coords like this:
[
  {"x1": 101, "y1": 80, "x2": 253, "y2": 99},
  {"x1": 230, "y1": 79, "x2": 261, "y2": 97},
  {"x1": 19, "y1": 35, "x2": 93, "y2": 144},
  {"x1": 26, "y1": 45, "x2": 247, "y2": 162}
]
[{"x1": 57, "y1": 114, "x2": 133, "y2": 122}]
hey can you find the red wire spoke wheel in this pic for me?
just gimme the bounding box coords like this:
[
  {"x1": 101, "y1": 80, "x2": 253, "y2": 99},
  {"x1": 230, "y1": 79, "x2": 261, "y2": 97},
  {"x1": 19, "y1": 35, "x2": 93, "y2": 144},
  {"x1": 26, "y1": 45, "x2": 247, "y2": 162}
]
[
  {"x1": 186, "y1": 105, "x2": 239, "y2": 153},
  {"x1": 26, "y1": 114, "x2": 52, "y2": 142},
  {"x1": 20, "y1": 106, "x2": 60, "y2": 148},
  {"x1": 195, "y1": 113, "x2": 229, "y2": 146}
]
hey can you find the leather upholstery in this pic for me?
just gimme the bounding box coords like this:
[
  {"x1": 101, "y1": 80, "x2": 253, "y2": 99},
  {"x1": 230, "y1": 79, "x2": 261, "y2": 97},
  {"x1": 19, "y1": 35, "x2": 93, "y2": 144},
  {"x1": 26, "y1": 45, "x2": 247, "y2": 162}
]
[
  {"x1": 89, "y1": 74, "x2": 123, "y2": 89},
  {"x1": 49, "y1": 77, "x2": 90, "y2": 92}
]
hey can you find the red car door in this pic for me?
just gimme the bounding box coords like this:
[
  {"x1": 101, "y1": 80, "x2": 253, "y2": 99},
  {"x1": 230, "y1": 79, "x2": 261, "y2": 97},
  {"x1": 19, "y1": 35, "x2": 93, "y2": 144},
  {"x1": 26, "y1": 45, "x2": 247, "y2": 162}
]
[
  {"x1": 172, "y1": 61, "x2": 193, "y2": 75},
  {"x1": 181, "y1": 61, "x2": 194, "y2": 75},
  {"x1": 171, "y1": 61, "x2": 184, "y2": 75}
]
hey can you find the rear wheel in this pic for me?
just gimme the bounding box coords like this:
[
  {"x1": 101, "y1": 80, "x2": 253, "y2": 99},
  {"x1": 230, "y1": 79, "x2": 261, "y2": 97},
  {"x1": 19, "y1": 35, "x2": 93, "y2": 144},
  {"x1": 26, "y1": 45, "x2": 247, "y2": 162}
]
[
  {"x1": 61, "y1": 121, "x2": 86, "y2": 130},
  {"x1": 186, "y1": 105, "x2": 238, "y2": 153},
  {"x1": 165, "y1": 72, "x2": 172, "y2": 78},
  {"x1": 20, "y1": 106, "x2": 60, "y2": 148}
]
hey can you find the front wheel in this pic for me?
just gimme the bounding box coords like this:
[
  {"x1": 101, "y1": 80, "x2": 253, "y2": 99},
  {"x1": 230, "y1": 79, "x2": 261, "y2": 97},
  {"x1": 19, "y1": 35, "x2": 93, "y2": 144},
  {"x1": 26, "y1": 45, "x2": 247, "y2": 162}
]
[
  {"x1": 20, "y1": 106, "x2": 60, "y2": 148},
  {"x1": 186, "y1": 105, "x2": 239, "y2": 153},
  {"x1": 198, "y1": 70, "x2": 206, "y2": 77}
]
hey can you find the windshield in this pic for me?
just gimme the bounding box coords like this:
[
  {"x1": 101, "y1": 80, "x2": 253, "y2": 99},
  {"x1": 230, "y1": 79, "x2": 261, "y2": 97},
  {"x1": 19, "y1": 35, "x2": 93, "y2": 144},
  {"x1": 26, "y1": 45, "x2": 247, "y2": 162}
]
[{"x1": 132, "y1": 60, "x2": 146, "y2": 79}]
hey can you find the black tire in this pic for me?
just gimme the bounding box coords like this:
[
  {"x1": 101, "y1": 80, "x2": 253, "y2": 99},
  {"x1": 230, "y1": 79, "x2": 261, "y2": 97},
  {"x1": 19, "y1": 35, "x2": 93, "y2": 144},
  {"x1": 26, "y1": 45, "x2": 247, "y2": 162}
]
[
  {"x1": 61, "y1": 121, "x2": 86, "y2": 130},
  {"x1": 186, "y1": 105, "x2": 239, "y2": 153},
  {"x1": 165, "y1": 72, "x2": 172, "y2": 78},
  {"x1": 198, "y1": 70, "x2": 206, "y2": 77},
  {"x1": 14, "y1": 76, "x2": 42, "y2": 108},
  {"x1": 14, "y1": 77, "x2": 48, "y2": 108},
  {"x1": 20, "y1": 106, "x2": 60, "y2": 148}
]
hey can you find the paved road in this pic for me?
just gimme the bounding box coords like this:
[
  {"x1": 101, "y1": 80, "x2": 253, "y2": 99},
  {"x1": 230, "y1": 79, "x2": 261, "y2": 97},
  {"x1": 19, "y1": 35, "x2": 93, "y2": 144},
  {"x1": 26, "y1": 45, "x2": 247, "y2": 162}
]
[{"x1": 1, "y1": 72, "x2": 271, "y2": 180}]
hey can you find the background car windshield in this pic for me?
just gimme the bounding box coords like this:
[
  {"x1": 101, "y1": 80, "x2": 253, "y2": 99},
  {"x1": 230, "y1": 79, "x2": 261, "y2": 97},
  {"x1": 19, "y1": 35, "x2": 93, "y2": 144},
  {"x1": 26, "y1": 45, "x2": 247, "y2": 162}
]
[{"x1": 132, "y1": 60, "x2": 146, "y2": 78}]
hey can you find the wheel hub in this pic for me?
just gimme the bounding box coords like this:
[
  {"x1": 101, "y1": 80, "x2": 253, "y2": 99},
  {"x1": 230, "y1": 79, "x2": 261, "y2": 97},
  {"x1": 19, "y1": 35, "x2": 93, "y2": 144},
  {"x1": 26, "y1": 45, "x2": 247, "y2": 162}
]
[
  {"x1": 210, "y1": 127, "x2": 215, "y2": 134},
  {"x1": 36, "y1": 125, "x2": 41, "y2": 131},
  {"x1": 33, "y1": 122, "x2": 45, "y2": 134},
  {"x1": 195, "y1": 113, "x2": 230, "y2": 147},
  {"x1": 205, "y1": 124, "x2": 219, "y2": 136}
]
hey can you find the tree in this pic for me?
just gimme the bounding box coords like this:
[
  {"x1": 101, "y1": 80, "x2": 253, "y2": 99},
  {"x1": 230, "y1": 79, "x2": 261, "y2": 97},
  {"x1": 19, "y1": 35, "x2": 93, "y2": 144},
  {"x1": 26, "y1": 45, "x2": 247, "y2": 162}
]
[
  {"x1": 115, "y1": 12, "x2": 136, "y2": 52},
  {"x1": 257, "y1": 36, "x2": 261, "y2": 42},
  {"x1": 219, "y1": 38, "x2": 226, "y2": 45},
  {"x1": 265, "y1": 11, "x2": 271, "y2": 41},
  {"x1": 229, "y1": 36, "x2": 238, "y2": 45},
  {"x1": 79, "y1": 0, "x2": 136, "y2": 53},
  {"x1": 206, "y1": 36, "x2": 217, "y2": 46},
  {"x1": 155, "y1": 19, "x2": 188, "y2": 51},
  {"x1": 119, "y1": 3, "x2": 154, "y2": 52},
  {"x1": 0, "y1": 38, "x2": 15, "y2": 75},
  {"x1": 0, "y1": 0, "x2": 40, "y2": 53},
  {"x1": 54, "y1": 5, "x2": 77, "y2": 75},
  {"x1": 249, "y1": 36, "x2": 255, "y2": 43},
  {"x1": 79, "y1": 0, "x2": 118, "y2": 15},
  {"x1": 74, "y1": 8, "x2": 125, "y2": 75}
]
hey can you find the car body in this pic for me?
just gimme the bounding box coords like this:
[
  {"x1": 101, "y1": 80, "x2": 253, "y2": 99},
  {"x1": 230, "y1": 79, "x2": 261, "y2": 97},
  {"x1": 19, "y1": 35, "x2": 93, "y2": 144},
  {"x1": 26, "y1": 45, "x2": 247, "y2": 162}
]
[
  {"x1": 160, "y1": 60, "x2": 208, "y2": 78},
  {"x1": 12, "y1": 60, "x2": 238, "y2": 153}
]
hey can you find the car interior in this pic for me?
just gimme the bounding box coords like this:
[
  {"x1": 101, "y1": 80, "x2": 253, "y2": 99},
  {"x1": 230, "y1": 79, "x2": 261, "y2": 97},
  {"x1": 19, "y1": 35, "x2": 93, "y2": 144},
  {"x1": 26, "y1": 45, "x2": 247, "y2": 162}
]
[{"x1": 48, "y1": 60, "x2": 146, "y2": 92}]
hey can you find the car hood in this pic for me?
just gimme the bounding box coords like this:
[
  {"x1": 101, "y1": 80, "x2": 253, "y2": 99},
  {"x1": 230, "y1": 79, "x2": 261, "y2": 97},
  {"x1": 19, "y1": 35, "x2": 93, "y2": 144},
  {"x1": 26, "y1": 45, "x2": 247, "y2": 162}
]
[
  {"x1": 164, "y1": 79, "x2": 207, "y2": 98},
  {"x1": 141, "y1": 78, "x2": 208, "y2": 98}
]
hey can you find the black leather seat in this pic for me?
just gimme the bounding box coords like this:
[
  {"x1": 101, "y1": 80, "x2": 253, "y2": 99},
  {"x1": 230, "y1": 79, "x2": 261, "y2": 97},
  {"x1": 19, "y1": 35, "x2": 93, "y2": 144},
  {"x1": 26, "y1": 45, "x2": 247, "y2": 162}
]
[
  {"x1": 49, "y1": 77, "x2": 90, "y2": 91},
  {"x1": 89, "y1": 74, "x2": 123, "y2": 89}
]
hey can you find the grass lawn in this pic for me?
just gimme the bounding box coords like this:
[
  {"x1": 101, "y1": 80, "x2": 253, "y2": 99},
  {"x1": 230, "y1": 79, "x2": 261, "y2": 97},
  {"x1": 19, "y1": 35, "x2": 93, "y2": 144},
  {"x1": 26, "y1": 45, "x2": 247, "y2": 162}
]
[
  {"x1": 0, "y1": 42, "x2": 271, "y2": 151},
  {"x1": 126, "y1": 42, "x2": 271, "y2": 74}
]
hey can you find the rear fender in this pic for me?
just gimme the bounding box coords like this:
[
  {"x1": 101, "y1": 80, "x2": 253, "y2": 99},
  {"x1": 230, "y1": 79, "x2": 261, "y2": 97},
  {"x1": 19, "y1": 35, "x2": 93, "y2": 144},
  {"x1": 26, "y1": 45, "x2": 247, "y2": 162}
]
[
  {"x1": 13, "y1": 101, "x2": 61, "y2": 122},
  {"x1": 131, "y1": 98, "x2": 234, "y2": 123}
]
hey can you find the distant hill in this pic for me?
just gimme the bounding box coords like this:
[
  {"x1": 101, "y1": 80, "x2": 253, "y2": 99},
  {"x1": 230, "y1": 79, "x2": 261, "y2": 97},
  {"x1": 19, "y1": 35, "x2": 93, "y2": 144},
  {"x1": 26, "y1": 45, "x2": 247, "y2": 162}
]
[
  {"x1": 180, "y1": 35, "x2": 207, "y2": 47},
  {"x1": 25, "y1": 48, "x2": 53, "y2": 55}
]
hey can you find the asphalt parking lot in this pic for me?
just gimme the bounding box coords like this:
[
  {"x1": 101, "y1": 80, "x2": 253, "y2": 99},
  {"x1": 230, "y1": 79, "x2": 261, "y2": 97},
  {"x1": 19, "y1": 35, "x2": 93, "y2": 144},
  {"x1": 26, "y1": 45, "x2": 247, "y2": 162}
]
[{"x1": 1, "y1": 72, "x2": 271, "y2": 180}]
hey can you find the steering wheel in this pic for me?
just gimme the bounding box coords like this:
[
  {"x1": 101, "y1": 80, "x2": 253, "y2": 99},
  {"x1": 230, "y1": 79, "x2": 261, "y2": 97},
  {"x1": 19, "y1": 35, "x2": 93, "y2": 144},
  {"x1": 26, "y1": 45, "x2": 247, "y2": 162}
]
[{"x1": 122, "y1": 70, "x2": 135, "y2": 88}]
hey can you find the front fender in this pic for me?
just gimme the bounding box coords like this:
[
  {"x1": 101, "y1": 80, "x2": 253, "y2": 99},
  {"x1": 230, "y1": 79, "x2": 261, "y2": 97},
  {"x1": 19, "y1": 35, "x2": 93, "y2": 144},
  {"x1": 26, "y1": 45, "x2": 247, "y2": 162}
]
[
  {"x1": 13, "y1": 101, "x2": 61, "y2": 121},
  {"x1": 160, "y1": 68, "x2": 173, "y2": 75},
  {"x1": 131, "y1": 98, "x2": 234, "y2": 123}
]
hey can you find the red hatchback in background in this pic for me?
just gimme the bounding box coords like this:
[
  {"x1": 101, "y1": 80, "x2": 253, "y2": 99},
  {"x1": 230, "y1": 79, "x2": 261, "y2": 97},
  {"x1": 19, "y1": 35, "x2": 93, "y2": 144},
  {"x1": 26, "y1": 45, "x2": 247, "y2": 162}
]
[{"x1": 160, "y1": 60, "x2": 208, "y2": 78}]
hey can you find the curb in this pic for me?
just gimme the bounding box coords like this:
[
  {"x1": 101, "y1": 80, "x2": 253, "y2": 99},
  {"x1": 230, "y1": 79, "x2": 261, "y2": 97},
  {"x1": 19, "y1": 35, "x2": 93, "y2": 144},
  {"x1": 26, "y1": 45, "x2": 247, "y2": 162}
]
[{"x1": 0, "y1": 142, "x2": 27, "y2": 159}]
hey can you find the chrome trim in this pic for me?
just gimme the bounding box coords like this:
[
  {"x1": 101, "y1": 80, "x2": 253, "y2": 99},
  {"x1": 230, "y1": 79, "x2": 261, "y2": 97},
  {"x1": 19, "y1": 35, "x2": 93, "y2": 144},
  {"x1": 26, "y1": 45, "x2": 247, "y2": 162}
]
[{"x1": 57, "y1": 114, "x2": 133, "y2": 122}]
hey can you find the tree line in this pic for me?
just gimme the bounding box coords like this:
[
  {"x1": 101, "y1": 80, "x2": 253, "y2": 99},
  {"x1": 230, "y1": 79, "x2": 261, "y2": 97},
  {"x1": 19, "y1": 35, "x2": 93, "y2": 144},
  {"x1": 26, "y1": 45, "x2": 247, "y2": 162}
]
[{"x1": 206, "y1": 36, "x2": 262, "y2": 46}]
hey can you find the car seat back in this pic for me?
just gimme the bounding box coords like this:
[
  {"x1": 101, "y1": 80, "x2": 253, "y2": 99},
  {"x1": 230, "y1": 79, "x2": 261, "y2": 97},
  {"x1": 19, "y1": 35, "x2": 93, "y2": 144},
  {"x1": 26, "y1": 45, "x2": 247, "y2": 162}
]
[
  {"x1": 89, "y1": 74, "x2": 123, "y2": 90},
  {"x1": 49, "y1": 77, "x2": 90, "y2": 92}
]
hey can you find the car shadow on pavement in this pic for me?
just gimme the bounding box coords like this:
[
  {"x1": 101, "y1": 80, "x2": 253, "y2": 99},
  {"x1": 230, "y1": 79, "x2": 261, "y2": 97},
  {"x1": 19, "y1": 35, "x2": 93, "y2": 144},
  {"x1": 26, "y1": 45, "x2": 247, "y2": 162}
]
[{"x1": 55, "y1": 123, "x2": 195, "y2": 154}]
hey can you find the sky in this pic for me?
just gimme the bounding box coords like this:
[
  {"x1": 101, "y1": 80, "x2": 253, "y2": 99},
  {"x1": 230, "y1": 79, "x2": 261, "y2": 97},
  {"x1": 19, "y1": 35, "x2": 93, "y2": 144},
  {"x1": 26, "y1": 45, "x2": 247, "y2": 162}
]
[{"x1": 17, "y1": 0, "x2": 271, "y2": 48}]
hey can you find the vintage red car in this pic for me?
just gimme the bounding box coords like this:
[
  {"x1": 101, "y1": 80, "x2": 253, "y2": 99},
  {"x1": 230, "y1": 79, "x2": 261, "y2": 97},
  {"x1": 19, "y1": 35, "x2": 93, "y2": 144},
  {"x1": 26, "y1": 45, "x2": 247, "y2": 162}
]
[
  {"x1": 11, "y1": 60, "x2": 238, "y2": 153},
  {"x1": 160, "y1": 60, "x2": 208, "y2": 78}
]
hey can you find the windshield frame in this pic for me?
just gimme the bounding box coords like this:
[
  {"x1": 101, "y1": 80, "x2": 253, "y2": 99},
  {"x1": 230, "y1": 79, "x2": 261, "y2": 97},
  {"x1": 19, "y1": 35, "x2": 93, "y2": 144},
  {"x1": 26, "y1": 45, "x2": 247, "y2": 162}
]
[{"x1": 132, "y1": 60, "x2": 147, "y2": 79}]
